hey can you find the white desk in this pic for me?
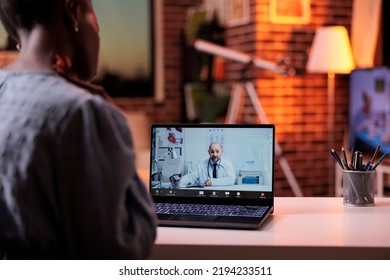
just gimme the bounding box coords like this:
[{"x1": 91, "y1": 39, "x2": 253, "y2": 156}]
[{"x1": 150, "y1": 197, "x2": 390, "y2": 259}]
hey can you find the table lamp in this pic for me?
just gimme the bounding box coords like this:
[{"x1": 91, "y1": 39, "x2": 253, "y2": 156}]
[{"x1": 306, "y1": 25, "x2": 355, "y2": 151}]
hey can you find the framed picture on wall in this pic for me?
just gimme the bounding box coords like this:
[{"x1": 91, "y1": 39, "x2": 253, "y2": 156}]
[
  {"x1": 92, "y1": 0, "x2": 164, "y2": 102},
  {"x1": 227, "y1": 0, "x2": 251, "y2": 26},
  {"x1": 269, "y1": 0, "x2": 310, "y2": 24}
]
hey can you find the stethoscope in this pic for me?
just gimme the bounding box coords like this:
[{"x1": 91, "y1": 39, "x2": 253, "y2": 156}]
[{"x1": 207, "y1": 158, "x2": 223, "y2": 178}]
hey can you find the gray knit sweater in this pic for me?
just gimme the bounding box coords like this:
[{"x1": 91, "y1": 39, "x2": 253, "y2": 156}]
[{"x1": 0, "y1": 70, "x2": 156, "y2": 259}]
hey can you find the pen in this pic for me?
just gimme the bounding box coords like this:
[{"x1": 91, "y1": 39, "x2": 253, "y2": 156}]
[
  {"x1": 370, "y1": 144, "x2": 381, "y2": 165},
  {"x1": 372, "y1": 152, "x2": 388, "y2": 170}
]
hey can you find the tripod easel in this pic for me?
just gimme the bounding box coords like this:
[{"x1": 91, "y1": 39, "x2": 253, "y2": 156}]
[{"x1": 225, "y1": 79, "x2": 304, "y2": 197}]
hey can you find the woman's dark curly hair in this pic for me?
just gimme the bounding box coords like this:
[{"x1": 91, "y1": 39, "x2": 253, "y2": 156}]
[{"x1": 0, "y1": 0, "x2": 61, "y2": 41}]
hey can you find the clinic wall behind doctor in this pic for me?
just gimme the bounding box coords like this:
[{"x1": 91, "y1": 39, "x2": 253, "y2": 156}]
[{"x1": 117, "y1": 0, "x2": 354, "y2": 196}]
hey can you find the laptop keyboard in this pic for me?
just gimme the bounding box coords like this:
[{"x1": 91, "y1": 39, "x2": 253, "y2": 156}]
[{"x1": 154, "y1": 203, "x2": 268, "y2": 218}]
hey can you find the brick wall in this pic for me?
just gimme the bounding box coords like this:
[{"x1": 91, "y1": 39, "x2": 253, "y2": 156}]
[
  {"x1": 117, "y1": 0, "x2": 354, "y2": 196},
  {"x1": 224, "y1": 0, "x2": 353, "y2": 196}
]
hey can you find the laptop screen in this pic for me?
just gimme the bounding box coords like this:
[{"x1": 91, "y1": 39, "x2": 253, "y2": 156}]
[{"x1": 149, "y1": 124, "x2": 275, "y2": 204}]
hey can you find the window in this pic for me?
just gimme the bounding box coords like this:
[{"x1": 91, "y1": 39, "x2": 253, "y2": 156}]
[
  {"x1": 93, "y1": 0, "x2": 163, "y2": 100},
  {"x1": 0, "y1": 0, "x2": 164, "y2": 101}
]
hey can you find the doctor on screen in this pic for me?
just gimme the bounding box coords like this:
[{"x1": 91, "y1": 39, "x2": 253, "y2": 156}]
[{"x1": 179, "y1": 142, "x2": 235, "y2": 187}]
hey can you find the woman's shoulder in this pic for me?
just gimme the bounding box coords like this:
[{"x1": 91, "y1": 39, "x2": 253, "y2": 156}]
[
  {"x1": 0, "y1": 70, "x2": 90, "y2": 103},
  {"x1": 0, "y1": 70, "x2": 124, "y2": 131}
]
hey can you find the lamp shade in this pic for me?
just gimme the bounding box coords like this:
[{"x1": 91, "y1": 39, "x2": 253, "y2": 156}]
[{"x1": 306, "y1": 26, "x2": 355, "y2": 74}]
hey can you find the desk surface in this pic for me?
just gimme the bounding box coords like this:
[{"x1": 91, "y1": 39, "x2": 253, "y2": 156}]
[{"x1": 150, "y1": 197, "x2": 390, "y2": 259}]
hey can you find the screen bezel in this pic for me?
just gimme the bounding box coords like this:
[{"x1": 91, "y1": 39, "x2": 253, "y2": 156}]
[{"x1": 149, "y1": 123, "x2": 275, "y2": 206}]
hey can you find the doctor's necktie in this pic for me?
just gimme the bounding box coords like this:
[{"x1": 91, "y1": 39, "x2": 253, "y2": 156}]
[{"x1": 213, "y1": 163, "x2": 217, "y2": 178}]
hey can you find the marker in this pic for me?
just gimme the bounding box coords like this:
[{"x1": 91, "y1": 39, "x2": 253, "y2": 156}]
[
  {"x1": 350, "y1": 147, "x2": 355, "y2": 168},
  {"x1": 341, "y1": 147, "x2": 349, "y2": 168},
  {"x1": 353, "y1": 151, "x2": 362, "y2": 170},
  {"x1": 358, "y1": 153, "x2": 364, "y2": 170}
]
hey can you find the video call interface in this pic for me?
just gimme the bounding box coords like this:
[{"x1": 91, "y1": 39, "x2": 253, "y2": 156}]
[{"x1": 150, "y1": 126, "x2": 274, "y2": 200}]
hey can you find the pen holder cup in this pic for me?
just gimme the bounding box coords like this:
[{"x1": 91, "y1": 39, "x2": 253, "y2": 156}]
[{"x1": 342, "y1": 170, "x2": 376, "y2": 207}]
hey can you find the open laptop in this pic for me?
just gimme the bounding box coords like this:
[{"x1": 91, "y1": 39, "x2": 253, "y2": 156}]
[{"x1": 149, "y1": 123, "x2": 275, "y2": 229}]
